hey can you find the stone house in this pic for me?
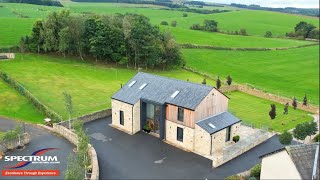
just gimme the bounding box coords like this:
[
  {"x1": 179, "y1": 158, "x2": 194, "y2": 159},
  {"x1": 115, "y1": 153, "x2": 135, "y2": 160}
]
[{"x1": 111, "y1": 72, "x2": 241, "y2": 166}]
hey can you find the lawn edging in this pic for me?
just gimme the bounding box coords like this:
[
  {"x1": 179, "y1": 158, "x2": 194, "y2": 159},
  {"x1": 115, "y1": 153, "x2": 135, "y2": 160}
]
[
  {"x1": 180, "y1": 42, "x2": 319, "y2": 51},
  {"x1": 182, "y1": 67, "x2": 319, "y2": 113},
  {"x1": 38, "y1": 124, "x2": 99, "y2": 180},
  {"x1": 0, "y1": 71, "x2": 63, "y2": 122}
]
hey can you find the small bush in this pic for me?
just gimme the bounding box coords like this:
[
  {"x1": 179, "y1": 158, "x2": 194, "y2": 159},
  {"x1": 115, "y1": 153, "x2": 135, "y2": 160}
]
[
  {"x1": 182, "y1": 13, "x2": 188, "y2": 17},
  {"x1": 225, "y1": 175, "x2": 244, "y2": 180},
  {"x1": 160, "y1": 21, "x2": 168, "y2": 25},
  {"x1": 264, "y1": 31, "x2": 272, "y2": 38},
  {"x1": 233, "y1": 135, "x2": 240, "y2": 143},
  {"x1": 171, "y1": 20, "x2": 177, "y2": 27},
  {"x1": 313, "y1": 134, "x2": 320, "y2": 142},
  {"x1": 279, "y1": 131, "x2": 293, "y2": 145},
  {"x1": 250, "y1": 164, "x2": 261, "y2": 179}
]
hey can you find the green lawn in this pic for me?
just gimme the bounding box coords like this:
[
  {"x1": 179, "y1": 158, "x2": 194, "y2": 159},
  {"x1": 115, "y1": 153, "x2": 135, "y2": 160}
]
[
  {"x1": 227, "y1": 91, "x2": 313, "y2": 132},
  {"x1": 0, "y1": 78, "x2": 44, "y2": 123},
  {"x1": 182, "y1": 46, "x2": 319, "y2": 105},
  {"x1": 0, "y1": 53, "x2": 215, "y2": 119}
]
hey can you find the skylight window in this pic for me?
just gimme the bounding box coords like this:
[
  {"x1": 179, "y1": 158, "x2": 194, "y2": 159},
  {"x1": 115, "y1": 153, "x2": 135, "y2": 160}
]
[
  {"x1": 208, "y1": 123, "x2": 216, "y2": 129},
  {"x1": 171, "y1": 91, "x2": 180, "y2": 98},
  {"x1": 128, "y1": 81, "x2": 136, "y2": 87},
  {"x1": 139, "y1": 83, "x2": 147, "y2": 90}
]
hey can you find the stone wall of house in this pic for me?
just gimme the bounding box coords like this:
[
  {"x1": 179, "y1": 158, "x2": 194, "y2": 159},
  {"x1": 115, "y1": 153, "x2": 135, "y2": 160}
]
[
  {"x1": 165, "y1": 120, "x2": 194, "y2": 151},
  {"x1": 0, "y1": 133, "x2": 30, "y2": 153},
  {"x1": 112, "y1": 99, "x2": 140, "y2": 134},
  {"x1": 220, "y1": 85, "x2": 318, "y2": 113},
  {"x1": 194, "y1": 124, "x2": 211, "y2": 156},
  {"x1": 211, "y1": 129, "x2": 227, "y2": 162},
  {"x1": 38, "y1": 124, "x2": 99, "y2": 180},
  {"x1": 231, "y1": 122, "x2": 241, "y2": 140}
]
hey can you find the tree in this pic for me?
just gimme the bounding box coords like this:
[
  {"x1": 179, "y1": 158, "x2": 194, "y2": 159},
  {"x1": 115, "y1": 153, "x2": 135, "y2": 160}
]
[
  {"x1": 226, "y1": 75, "x2": 232, "y2": 86},
  {"x1": 264, "y1": 31, "x2": 272, "y2": 38},
  {"x1": 202, "y1": 78, "x2": 206, "y2": 85},
  {"x1": 283, "y1": 102, "x2": 289, "y2": 115},
  {"x1": 303, "y1": 94, "x2": 308, "y2": 106},
  {"x1": 182, "y1": 13, "x2": 188, "y2": 17},
  {"x1": 239, "y1": 28, "x2": 247, "y2": 36},
  {"x1": 58, "y1": 27, "x2": 71, "y2": 57},
  {"x1": 203, "y1": 19, "x2": 218, "y2": 32},
  {"x1": 160, "y1": 21, "x2": 168, "y2": 25},
  {"x1": 19, "y1": 36, "x2": 27, "y2": 53},
  {"x1": 306, "y1": 122, "x2": 318, "y2": 140},
  {"x1": 279, "y1": 131, "x2": 292, "y2": 145},
  {"x1": 269, "y1": 104, "x2": 276, "y2": 119},
  {"x1": 171, "y1": 20, "x2": 177, "y2": 27},
  {"x1": 216, "y1": 77, "x2": 221, "y2": 89},
  {"x1": 63, "y1": 92, "x2": 73, "y2": 129},
  {"x1": 292, "y1": 97, "x2": 297, "y2": 110},
  {"x1": 293, "y1": 123, "x2": 308, "y2": 141}
]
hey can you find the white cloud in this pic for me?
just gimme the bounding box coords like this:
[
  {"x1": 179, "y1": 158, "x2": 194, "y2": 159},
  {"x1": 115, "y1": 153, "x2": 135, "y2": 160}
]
[{"x1": 204, "y1": 0, "x2": 319, "y2": 8}]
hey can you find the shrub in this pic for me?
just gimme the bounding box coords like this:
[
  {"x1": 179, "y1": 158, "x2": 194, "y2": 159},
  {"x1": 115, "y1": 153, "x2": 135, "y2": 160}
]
[
  {"x1": 182, "y1": 13, "x2": 188, "y2": 17},
  {"x1": 269, "y1": 104, "x2": 276, "y2": 119},
  {"x1": 264, "y1": 31, "x2": 272, "y2": 38},
  {"x1": 279, "y1": 131, "x2": 292, "y2": 145},
  {"x1": 225, "y1": 175, "x2": 245, "y2": 180},
  {"x1": 313, "y1": 134, "x2": 320, "y2": 142},
  {"x1": 171, "y1": 20, "x2": 177, "y2": 27},
  {"x1": 190, "y1": 23, "x2": 203, "y2": 30},
  {"x1": 233, "y1": 135, "x2": 240, "y2": 143},
  {"x1": 160, "y1": 21, "x2": 168, "y2": 25},
  {"x1": 239, "y1": 28, "x2": 247, "y2": 36},
  {"x1": 250, "y1": 164, "x2": 261, "y2": 179}
]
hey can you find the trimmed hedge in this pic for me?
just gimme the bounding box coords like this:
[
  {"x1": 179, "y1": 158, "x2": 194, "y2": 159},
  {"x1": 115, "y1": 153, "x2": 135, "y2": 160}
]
[{"x1": 0, "y1": 72, "x2": 63, "y2": 122}]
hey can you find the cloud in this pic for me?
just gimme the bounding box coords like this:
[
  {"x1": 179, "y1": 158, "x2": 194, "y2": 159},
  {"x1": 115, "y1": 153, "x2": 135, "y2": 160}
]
[{"x1": 205, "y1": 0, "x2": 319, "y2": 8}]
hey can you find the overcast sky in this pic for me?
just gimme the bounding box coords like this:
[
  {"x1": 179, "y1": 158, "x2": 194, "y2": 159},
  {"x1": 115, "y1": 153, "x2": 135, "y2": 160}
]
[{"x1": 205, "y1": 0, "x2": 319, "y2": 8}]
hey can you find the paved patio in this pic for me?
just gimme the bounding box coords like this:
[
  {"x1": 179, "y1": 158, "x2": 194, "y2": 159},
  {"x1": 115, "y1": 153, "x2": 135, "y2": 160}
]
[{"x1": 84, "y1": 117, "x2": 285, "y2": 179}]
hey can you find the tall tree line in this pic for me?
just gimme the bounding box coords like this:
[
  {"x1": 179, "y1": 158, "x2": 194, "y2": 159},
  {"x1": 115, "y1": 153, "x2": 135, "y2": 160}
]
[{"x1": 22, "y1": 10, "x2": 184, "y2": 69}]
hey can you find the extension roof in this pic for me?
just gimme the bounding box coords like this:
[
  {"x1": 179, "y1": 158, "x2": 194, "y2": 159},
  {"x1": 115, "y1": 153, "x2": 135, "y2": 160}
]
[
  {"x1": 112, "y1": 72, "x2": 225, "y2": 110},
  {"x1": 196, "y1": 112, "x2": 241, "y2": 134}
]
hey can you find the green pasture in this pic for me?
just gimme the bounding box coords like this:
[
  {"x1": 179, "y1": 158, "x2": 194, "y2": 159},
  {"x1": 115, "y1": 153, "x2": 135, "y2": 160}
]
[{"x1": 182, "y1": 46, "x2": 319, "y2": 105}]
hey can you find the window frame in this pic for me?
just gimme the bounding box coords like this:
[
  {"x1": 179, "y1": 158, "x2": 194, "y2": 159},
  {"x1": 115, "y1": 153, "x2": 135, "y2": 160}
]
[
  {"x1": 226, "y1": 126, "x2": 231, "y2": 142},
  {"x1": 177, "y1": 107, "x2": 184, "y2": 122},
  {"x1": 177, "y1": 127, "x2": 183, "y2": 142},
  {"x1": 120, "y1": 110, "x2": 124, "y2": 125}
]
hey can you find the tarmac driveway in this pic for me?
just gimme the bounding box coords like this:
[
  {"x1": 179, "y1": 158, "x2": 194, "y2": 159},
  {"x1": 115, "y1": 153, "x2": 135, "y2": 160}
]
[
  {"x1": 0, "y1": 117, "x2": 75, "y2": 179},
  {"x1": 84, "y1": 117, "x2": 285, "y2": 179}
]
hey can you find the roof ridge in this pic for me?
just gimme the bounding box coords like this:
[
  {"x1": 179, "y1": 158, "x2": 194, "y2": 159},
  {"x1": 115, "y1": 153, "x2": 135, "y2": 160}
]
[{"x1": 137, "y1": 72, "x2": 213, "y2": 90}]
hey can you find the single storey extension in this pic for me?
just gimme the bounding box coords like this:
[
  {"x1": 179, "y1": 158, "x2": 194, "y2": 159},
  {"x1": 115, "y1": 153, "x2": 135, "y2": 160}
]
[{"x1": 111, "y1": 72, "x2": 241, "y2": 166}]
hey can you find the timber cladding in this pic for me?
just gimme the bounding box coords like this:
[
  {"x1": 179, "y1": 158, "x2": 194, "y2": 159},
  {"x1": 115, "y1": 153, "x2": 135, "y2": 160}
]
[{"x1": 166, "y1": 104, "x2": 195, "y2": 128}]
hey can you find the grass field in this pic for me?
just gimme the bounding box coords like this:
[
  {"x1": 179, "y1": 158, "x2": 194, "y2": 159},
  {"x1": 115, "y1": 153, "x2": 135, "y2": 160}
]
[
  {"x1": 227, "y1": 91, "x2": 313, "y2": 132},
  {"x1": 0, "y1": 53, "x2": 215, "y2": 119},
  {"x1": 0, "y1": 2, "x2": 318, "y2": 48},
  {"x1": 182, "y1": 46, "x2": 319, "y2": 105},
  {"x1": 0, "y1": 79, "x2": 44, "y2": 123}
]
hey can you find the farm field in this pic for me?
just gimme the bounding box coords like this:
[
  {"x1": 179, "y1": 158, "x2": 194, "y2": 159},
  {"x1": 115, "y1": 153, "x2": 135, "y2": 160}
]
[
  {"x1": 0, "y1": 79, "x2": 44, "y2": 123},
  {"x1": 227, "y1": 91, "x2": 313, "y2": 132},
  {"x1": 182, "y1": 46, "x2": 320, "y2": 105},
  {"x1": 0, "y1": 2, "x2": 318, "y2": 48},
  {"x1": 0, "y1": 53, "x2": 215, "y2": 119}
]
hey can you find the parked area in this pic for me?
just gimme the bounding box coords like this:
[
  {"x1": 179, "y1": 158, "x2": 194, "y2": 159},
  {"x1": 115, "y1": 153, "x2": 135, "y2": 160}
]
[
  {"x1": 0, "y1": 118, "x2": 75, "y2": 180},
  {"x1": 84, "y1": 117, "x2": 285, "y2": 179}
]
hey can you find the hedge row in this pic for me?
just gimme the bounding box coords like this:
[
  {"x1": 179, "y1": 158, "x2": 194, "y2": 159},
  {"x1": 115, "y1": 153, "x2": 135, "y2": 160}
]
[
  {"x1": 180, "y1": 43, "x2": 319, "y2": 51},
  {"x1": 0, "y1": 72, "x2": 63, "y2": 122}
]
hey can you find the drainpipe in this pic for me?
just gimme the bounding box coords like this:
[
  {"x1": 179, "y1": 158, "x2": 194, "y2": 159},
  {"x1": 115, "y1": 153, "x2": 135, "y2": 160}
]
[
  {"x1": 210, "y1": 135, "x2": 213, "y2": 156},
  {"x1": 132, "y1": 105, "x2": 134, "y2": 134}
]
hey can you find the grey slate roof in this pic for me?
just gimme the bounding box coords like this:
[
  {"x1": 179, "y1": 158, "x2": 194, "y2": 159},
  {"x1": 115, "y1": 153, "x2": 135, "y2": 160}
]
[
  {"x1": 196, "y1": 112, "x2": 241, "y2": 134},
  {"x1": 112, "y1": 72, "x2": 214, "y2": 110},
  {"x1": 285, "y1": 143, "x2": 319, "y2": 180}
]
